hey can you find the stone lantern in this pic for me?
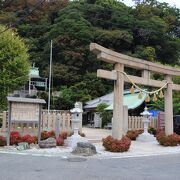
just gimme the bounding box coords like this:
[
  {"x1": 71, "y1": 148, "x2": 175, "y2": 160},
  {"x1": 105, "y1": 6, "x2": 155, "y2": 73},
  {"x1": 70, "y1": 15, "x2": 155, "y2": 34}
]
[
  {"x1": 137, "y1": 107, "x2": 156, "y2": 142},
  {"x1": 67, "y1": 102, "x2": 87, "y2": 148},
  {"x1": 70, "y1": 102, "x2": 83, "y2": 137}
]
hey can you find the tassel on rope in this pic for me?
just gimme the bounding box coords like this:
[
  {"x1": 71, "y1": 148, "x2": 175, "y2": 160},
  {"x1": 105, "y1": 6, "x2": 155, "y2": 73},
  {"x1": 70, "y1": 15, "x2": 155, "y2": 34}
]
[
  {"x1": 153, "y1": 93, "x2": 158, "y2": 102},
  {"x1": 138, "y1": 91, "x2": 143, "y2": 99},
  {"x1": 130, "y1": 85, "x2": 135, "y2": 94},
  {"x1": 159, "y1": 90, "x2": 164, "y2": 98},
  {"x1": 145, "y1": 94, "x2": 151, "y2": 102}
]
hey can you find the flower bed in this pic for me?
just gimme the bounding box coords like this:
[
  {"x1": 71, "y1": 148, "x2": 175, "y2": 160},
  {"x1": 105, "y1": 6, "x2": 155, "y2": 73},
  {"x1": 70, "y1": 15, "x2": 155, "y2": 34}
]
[
  {"x1": 156, "y1": 132, "x2": 180, "y2": 146},
  {"x1": 102, "y1": 135, "x2": 131, "y2": 152}
]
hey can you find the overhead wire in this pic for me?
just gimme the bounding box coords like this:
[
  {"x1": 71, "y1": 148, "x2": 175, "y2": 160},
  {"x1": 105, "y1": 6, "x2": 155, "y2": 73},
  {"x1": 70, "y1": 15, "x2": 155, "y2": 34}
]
[{"x1": 0, "y1": 0, "x2": 46, "y2": 34}]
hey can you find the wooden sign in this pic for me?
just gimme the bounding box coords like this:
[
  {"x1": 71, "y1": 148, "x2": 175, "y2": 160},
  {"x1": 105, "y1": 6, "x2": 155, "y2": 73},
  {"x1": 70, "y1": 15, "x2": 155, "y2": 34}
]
[{"x1": 11, "y1": 102, "x2": 39, "y2": 122}]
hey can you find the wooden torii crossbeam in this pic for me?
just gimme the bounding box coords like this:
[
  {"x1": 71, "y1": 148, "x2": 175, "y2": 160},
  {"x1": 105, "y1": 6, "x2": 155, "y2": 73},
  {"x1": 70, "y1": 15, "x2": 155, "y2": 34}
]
[{"x1": 90, "y1": 43, "x2": 180, "y2": 139}]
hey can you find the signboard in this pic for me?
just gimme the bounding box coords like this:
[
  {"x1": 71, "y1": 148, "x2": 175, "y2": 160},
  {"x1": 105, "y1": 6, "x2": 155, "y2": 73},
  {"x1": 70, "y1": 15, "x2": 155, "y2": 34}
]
[
  {"x1": 158, "y1": 112, "x2": 165, "y2": 130},
  {"x1": 11, "y1": 102, "x2": 39, "y2": 122},
  {"x1": 7, "y1": 97, "x2": 46, "y2": 146}
]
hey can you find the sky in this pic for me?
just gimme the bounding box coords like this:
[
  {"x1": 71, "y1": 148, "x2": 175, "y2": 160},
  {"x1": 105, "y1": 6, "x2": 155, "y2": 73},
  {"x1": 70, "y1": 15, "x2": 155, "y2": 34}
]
[{"x1": 123, "y1": 0, "x2": 180, "y2": 8}]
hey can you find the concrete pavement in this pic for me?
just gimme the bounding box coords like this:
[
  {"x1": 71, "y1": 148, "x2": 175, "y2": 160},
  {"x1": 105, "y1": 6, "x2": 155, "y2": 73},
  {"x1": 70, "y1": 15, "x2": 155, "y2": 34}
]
[{"x1": 0, "y1": 153, "x2": 180, "y2": 180}]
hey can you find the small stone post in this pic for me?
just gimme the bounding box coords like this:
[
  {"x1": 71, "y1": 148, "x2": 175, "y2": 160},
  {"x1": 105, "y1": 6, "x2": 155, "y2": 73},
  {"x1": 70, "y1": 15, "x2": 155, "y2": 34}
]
[{"x1": 55, "y1": 113, "x2": 61, "y2": 139}]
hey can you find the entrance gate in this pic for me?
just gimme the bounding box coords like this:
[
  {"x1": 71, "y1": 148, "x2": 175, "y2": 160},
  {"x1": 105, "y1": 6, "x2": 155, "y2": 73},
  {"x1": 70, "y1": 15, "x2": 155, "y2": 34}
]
[{"x1": 90, "y1": 43, "x2": 180, "y2": 139}]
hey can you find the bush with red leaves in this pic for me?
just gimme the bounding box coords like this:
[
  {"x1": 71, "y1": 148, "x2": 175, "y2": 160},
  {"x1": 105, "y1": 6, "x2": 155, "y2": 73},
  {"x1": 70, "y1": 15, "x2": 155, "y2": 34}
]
[
  {"x1": 47, "y1": 131, "x2": 55, "y2": 138},
  {"x1": 56, "y1": 137, "x2": 64, "y2": 146},
  {"x1": 102, "y1": 135, "x2": 131, "y2": 152},
  {"x1": 126, "y1": 129, "x2": 143, "y2": 140},
  {"x1": 22, "y1": 134, "x2": 37, "y2": 144},
  {"x1": 10, "y1": 131, "x2": 22, "y2": 145},
  {"x1": 0, "y1": 136, "x2": 6, "y2": 146},
  {"x1": 41, "y1": 130, "x2": 55, "y2": 140},
  {"x1": 59, "y1": 131, "x2": 68, "y2": 140},
  {"x1": 156, "y1": 132, "x2": 180, "y2": 146}
]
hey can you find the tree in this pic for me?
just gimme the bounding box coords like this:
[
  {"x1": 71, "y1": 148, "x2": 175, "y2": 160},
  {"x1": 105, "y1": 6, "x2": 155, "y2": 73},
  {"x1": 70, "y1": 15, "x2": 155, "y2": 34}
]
[
  {"x1": 0, "y1": 0, "x2": 179, "y2": 110},
  {"x1": 0, "y1": 25, "x2": 30, "y2": 110},
  {"x1": 96, "y1": 103, "x2": 112, "y2": 127}
]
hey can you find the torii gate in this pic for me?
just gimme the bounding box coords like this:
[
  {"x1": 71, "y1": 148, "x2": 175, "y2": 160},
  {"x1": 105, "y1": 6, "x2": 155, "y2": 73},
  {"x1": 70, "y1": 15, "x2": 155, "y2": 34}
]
[{"x1": 90, "y1": 43, "x2": 180, "y2": 139}]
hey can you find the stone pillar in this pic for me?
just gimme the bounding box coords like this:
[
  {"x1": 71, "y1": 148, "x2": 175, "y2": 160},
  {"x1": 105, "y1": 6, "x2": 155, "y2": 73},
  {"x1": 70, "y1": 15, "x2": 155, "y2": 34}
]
[
  {"x1": 165, "y1": 75, "x2": 173, "y2": 135},
  {"x1": 123, "y1": 106, "x2": 128, "y2": 135},
  {"x1": 2, "y1": 111, "x2": 7, "y2": 132},
  {"x1": 7, "y1": 103, "x2": 12, "y2": 146},
  {"x1": 55, "y1": 113, "x2": 60, "y2": 139},
  {"x1": 38, "y1": 105, "x2": 42, "y2": 145},
  {"x1": 76, "y1": 102, "x2": 83, "y2": 133},
  {"x1": 112, "y1": 63, "x2": 124, "y2": 139}
]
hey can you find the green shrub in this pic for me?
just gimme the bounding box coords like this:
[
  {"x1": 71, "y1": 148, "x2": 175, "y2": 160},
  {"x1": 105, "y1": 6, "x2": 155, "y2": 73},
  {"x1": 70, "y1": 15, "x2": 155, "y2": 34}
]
[{"x1": 96, "y1": 103, "x2": 112, "y2": 127}]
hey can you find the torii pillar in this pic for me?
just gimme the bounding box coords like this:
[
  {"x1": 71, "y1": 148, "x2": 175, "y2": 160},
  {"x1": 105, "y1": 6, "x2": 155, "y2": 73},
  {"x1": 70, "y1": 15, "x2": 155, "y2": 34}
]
[
  {"x1": 113, "y1": 63, "x2": 124, "y2": 139},
  {"x1": 96, "y1": 66, "x2": 125, "y2": 139},
  {"x1": 165, "y1": 75, "x2": 173, "y2": 135}
]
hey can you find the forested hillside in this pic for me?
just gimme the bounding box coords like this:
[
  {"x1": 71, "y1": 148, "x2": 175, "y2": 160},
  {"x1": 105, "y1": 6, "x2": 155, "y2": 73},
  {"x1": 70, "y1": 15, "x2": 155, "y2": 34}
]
[{"x1": 0, "y1": 0, "x2": 179, "y2": 109}]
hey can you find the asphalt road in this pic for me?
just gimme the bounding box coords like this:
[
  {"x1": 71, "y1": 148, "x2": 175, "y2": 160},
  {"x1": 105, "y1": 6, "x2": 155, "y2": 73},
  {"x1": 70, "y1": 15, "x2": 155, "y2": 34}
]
[{"x1": 0, "y1": 153, "x2": 180, "y2": 180}]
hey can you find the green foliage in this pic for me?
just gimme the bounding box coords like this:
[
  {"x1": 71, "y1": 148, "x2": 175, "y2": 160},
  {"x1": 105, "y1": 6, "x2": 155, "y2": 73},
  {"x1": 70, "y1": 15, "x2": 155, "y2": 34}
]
[
  {"x1": 96, "y1": 103, "x2": 112, "y2": 127},
  {"x1": 55, "y1": 82, "x2": 92, "y2": 109},
  {"x1": 0, "y1": 25, "x2": 30, "y2": 110},
  {"x1": 141, "y1": 46, "x2": 156, "y2": 61},
  {"x1": 0, "y1": 0, "x2": 179, "y2": 110},
  {"x1": 148, "y1": 91, "x2": 180, "y2": 115},
  {"x1": 94, "y1": 28, "x2": 133, "y2": 51}
]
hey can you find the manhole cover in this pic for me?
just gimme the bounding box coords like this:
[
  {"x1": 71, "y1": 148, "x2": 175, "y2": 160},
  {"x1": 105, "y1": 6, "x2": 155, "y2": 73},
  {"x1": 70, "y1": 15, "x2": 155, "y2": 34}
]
[{"x1": 67, "y1": 157, "x2": 87, "y2": 162}]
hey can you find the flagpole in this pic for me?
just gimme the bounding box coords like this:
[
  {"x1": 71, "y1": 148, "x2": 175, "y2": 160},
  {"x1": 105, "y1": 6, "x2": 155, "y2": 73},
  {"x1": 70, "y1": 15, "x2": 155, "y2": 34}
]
[{"x1": 48, "y1": 40, "x2": 52, "y2": 114}]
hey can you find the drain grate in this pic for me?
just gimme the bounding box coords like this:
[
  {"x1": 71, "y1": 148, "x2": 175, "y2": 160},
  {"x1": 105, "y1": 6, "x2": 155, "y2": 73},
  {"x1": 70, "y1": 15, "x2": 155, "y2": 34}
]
[
  {"x1": 67, "y1": 157, "x2": 87, "y2": 162},
  {"x1": 35, "y1": 169, "x2": 43, "y2": 172}
]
